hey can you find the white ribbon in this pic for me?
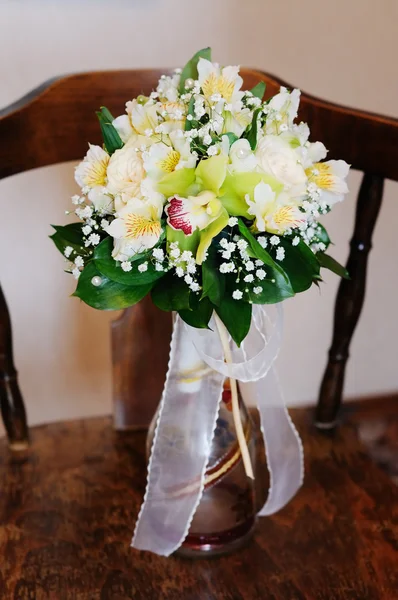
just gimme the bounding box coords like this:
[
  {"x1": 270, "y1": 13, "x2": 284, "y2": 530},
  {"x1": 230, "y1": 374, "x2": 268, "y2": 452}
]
[{"x1": 132, "y1": 305, "x2": 304, "y2": 556}]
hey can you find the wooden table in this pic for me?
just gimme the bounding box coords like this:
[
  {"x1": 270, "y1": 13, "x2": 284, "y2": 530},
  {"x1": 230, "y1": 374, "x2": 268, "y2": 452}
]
[{"x1": 0, "y1": 409, "x2": 397, "y2": 599}]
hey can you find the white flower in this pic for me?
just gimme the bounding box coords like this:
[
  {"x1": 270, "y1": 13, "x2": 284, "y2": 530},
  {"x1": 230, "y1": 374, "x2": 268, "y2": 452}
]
[
  {"x1": 106, "y1": 143, "x2": 146, "y2": 203},
  {"x1": 127, "y1": 99, "x2": 159, "y2": 135},
  {"x1": 143, "y1": 131, "x2": 196, "y2": 181},
  {"x1": 157, "y1": 73, "x2": 181, "y2": 102},
  {"x1": 276, "y1": 247, "x2": 285, "y2": 261},
  {"x1": 305, "y1": 160, "x2": 350, "y2": 206},
  {"x1": 138, "y1": 262, "x2": 148, "y2": 272},
  {"x1": 245, "y1": 261, "x2": 255, "y2": 271},
  {"x1": 246, "y1": 182, "x2": 306, "y2": 235},
  {"x1": 253, "y1": 286, "x2": 262, "y2": 294},
  {"x1": 155, "y1": 262, "x2": 164, "y2": 271},
  {"x1": 190, "y1": 282, "x2": 201, "y2": 292},
  {"x1": 255, "y1": 135, "x2": 307, "y2": 196},
  {"x1": 270, "y1": 235, "x2": 280, "y2": 246},
  {"x1": 265, "y1": 88, "x2": 301, "y2": 134},
  {"x1": 292, "y1": 236, "x2": 300, "y2": 246},
  {"x1": 220, "y1": 262, "x2": 235, "y2": 273},
  {"x1": 244, "y1": 274, "x2": 254, "y2": 283},
  {"x1": 72, "y1": 267, "x2": 81, "y2": 280},
  {"x1": 74, "y1": 256, "x2": 84, "y2": 268},
  {"x1": 198, "y1": 58, "x2": 244, "y2": 105},
  {"x1": 153, "y1": 248, "x2": 165, "y2": 261},
  {"x1": 88, "y1": 233, "x2": 100, "y2": 246},
  {"x1": 228, "y1": 139, "x2": 258, "y2": 173},
  {"x1": 105, "y1": 197, "x2": 163, "y2": 261},
  {"x1": 257, "y1": 236, "x2": 267, "y2": 248},
  {"x1": 82, "y1": 225, "x2": 92, "y2": 236},
  {"x1": 121, "y1": 261, "x2": 132, "y2": 272},
  {"x1": 75, "y1": 145, "x2": 109, "y2": 190},
  {"x1": 207, "y1": 145, "x2": 219, "y2": 156},
  {"x1": 64, "y1": 246, "x2": 73, "y2": 258},
  {"x1": 184, "y1": 274, "x2": 193, "y2": 284},
  {"x1": 232, "y1": 290, "x2": 243, "y2": 300},
  {"x1": 88, "y1": 186, "x2": 114, "y2": 215},
  {"x1": 228, "y1": 217, "x2": 238, "y2": 227},
  {"x1": 176, "y1": 267, "x2": 184, "y2": 277},
  {"x1": 256, "y1": 269, "x2": 266, "y2": 280}
]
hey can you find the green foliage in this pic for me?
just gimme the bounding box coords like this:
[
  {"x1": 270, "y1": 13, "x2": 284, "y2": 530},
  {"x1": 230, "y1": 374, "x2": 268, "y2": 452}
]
[
  {"x1": 276, "y1": 237, "x2": 320, "y2": 293},
  {"x1": 317, "y1": 252, "x2": 349, "y2": 279},
  {"x1": 244, "y1": 107, "x2": 262, "y2": 150},
  {"x1": 151, "y1": 273, "x2": 191, "y2": 311},
  {"x1": 201, "y1": 243, "x2": 225, "y2": 306},
  {"x1": 50, "y1": 223, "x2": 88, "y2": 257},
  {"x1": 215, "y1": 296, "x2": 252, "y2": 347},
  {"x1": 249, "y1": 81, "x2": 266, "y2": 100},
  {"x1": 73, "y1": 262, "x2": 152, "y2": 310},
  {"x1": 93, "y1": 238, "x2": 164, "y2": 286},
  {"x1": 96, "y1": 106, "x2": 123, "y2": 154},
  {"x1": 314, "y1": 224, "x2": 331, "y2": 250},
  {"x1": 179, "y1": 296, "x2": 213, "y2": 329},
  {"x1": 179, "y1": 47, "x2": 212, "y2": 93},
  {"x1": 185, "y1": 97, "x2": 196, "y2": 131},
  {"x1": 238, "y1": 221, "x2": 295, "y2": 303}
]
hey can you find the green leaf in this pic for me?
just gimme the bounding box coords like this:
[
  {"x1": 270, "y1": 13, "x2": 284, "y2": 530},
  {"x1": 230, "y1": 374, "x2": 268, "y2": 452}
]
[
  {"x1": 202, "y1": 243, "x2": 225, "y2": 306},
  {"x1": 197, "y1": 207, "x2": 229, "y2": 264},
  {"x1": 157, "y1": 168, "x2": 196, "y2": 197},
  {"x1": 314, "y1": 224, "x2": 332, "y2": 250},
  {"x1": 185, "y1": 97, "x2": 196, "y2": 131},
  {"x1": 276, "y1": 237, "x2": 320, "y2": 293},
  {"x1": 249, "y1": 81, "x2": 266, "y2": 100},
  {"x1": 93, "y1": 238, "x2": 164, "y2": 285},
  {"x1": 317, "y1": 252, "x2": 350, "y2": 279},
  {"x1": 220, "y1": 172, "x2": 283, "y2": 217},
  {"x1": 73, "y1": 262, "x2": 152, "y2": 310},
  {"x1": 96, "y1": 107, "x2": 123, "y2": 154},
  {"x1": 50, "y1": 223, "x2": 88, "y2": 257},
  {"x1": 195, "y1": 154, "x2": 227, "y2": 196},
  {"x1": 215, "y1": 296, "x2": 252, "y2": 346},
  {"x1": 238, "y1": 220, "x2": 295, "y2": 303},
  {"x1": 179, "y1": 296, "x2": 213, "y2": 329},
  {"x1": 179, "y1": 47, "x2": 212, "y2": 93},
  {"x1": 151, "y1": 273, "x2": 191, "y2": 311},
  {"x1": 245, "y1": 107, "x2": 262, "y2": 150}
]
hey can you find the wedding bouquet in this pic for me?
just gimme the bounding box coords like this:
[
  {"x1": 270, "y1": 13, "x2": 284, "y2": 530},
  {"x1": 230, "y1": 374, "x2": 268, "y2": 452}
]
[
  {"x1": 51, "y1": 48, "x2": 349, "y2": 347},
  {"x1": 51, "y1": 49, "x2": 350, "y2": 556}
]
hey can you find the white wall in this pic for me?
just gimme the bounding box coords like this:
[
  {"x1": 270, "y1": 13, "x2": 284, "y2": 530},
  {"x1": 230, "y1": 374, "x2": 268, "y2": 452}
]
[{"x1": 1, "y1": 0, "x2": 397, "y2": 431}]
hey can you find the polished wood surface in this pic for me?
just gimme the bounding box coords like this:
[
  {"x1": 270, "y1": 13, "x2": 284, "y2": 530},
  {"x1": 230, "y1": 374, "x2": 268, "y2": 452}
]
[{"x1": 0, "y1": 407, "x2": 396, "y2": 599}]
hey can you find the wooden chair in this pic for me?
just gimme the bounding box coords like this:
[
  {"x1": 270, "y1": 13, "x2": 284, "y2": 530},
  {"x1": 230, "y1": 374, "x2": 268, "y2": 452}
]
[{"x1": 0, "y1": 69, "x2": 397, "y2": 598}]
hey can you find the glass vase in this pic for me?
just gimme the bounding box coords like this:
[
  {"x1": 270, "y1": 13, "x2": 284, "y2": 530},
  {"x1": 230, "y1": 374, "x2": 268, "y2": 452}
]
[{"x1": 146, "y1": 379, "x2": 257, "y2": 558}]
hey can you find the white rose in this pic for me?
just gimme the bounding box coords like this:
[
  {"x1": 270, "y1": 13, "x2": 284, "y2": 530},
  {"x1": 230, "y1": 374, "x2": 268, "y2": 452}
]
[
  {"x1": 229, "y1": 139, "x2": 258, "y2": 172},
  {"x1": 255, "y1": 135, "x2": 307, "y2": 195},
  {"x1": 106, "y1": 143, "x2": 145, "y2": 203}
]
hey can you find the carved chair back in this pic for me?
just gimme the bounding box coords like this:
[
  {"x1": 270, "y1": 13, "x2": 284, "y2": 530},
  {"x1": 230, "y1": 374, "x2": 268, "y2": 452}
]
[{"x1": 1, "y1": 68, "x2": 398, "y2": 447}]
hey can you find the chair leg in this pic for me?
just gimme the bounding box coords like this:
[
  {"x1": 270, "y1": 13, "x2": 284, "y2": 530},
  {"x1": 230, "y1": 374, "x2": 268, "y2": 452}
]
[
  {"x1": 0, "y1": 285, "x2": 29, "y2": 450},
  {"x1": 315, "y1": 173, "x2": 384, "y2": 429}
]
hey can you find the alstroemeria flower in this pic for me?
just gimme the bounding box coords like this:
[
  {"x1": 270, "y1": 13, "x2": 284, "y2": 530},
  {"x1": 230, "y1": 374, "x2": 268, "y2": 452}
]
[
  {"x1": 106, "y1": 142, "x2": 146, "y2": 204},
  {"x1": 255, "y1": 135, "x2": 307, "y2": 198},
  {"x1": 105, "y1": 197, "x2": 163, "y2": 261},
  {"x1": 197, "y1": 58, "x2": 244, "y2": 105},
  {"x1": 143, "y1": 132, "x2": 196, "y2": 181},
  {"x1": 75, "y1": 144, "x2": 109, "y2": 189},
  {"x1": 88, "y1": 186, "x2": 114, "y2": 215},
  {"x1": 306, "y1": 160, "x2": 350, "y2": 206},
  {"x1": 265, "y1": 87, "x2": 301, "y2": 135},
  {"x1": 223, "y1": 106, "x2": 253, "y2": 137},
  {"x1": 166, "y1": 190, "x2": 222, "y2": 235},
  {"x1": 246, "y1": 182, "x2": 306, "y2": 235}
]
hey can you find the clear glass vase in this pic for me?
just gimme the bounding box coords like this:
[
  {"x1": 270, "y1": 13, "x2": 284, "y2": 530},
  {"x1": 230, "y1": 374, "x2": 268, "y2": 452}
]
[{"x1": 146, "y1": 379, "x2": 257, "y2": 558}]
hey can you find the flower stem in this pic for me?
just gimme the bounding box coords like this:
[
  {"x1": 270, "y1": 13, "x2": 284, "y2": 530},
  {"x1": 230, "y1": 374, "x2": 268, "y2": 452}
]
[{"x1": 214, "y1": 314, "x2": 254, "y2": 480}]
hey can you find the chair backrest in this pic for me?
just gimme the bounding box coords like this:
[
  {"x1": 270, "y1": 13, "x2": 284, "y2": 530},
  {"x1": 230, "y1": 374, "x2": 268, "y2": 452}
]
[{"x1": 1, "y1": 68, "x2": 398, "y2": 442}]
